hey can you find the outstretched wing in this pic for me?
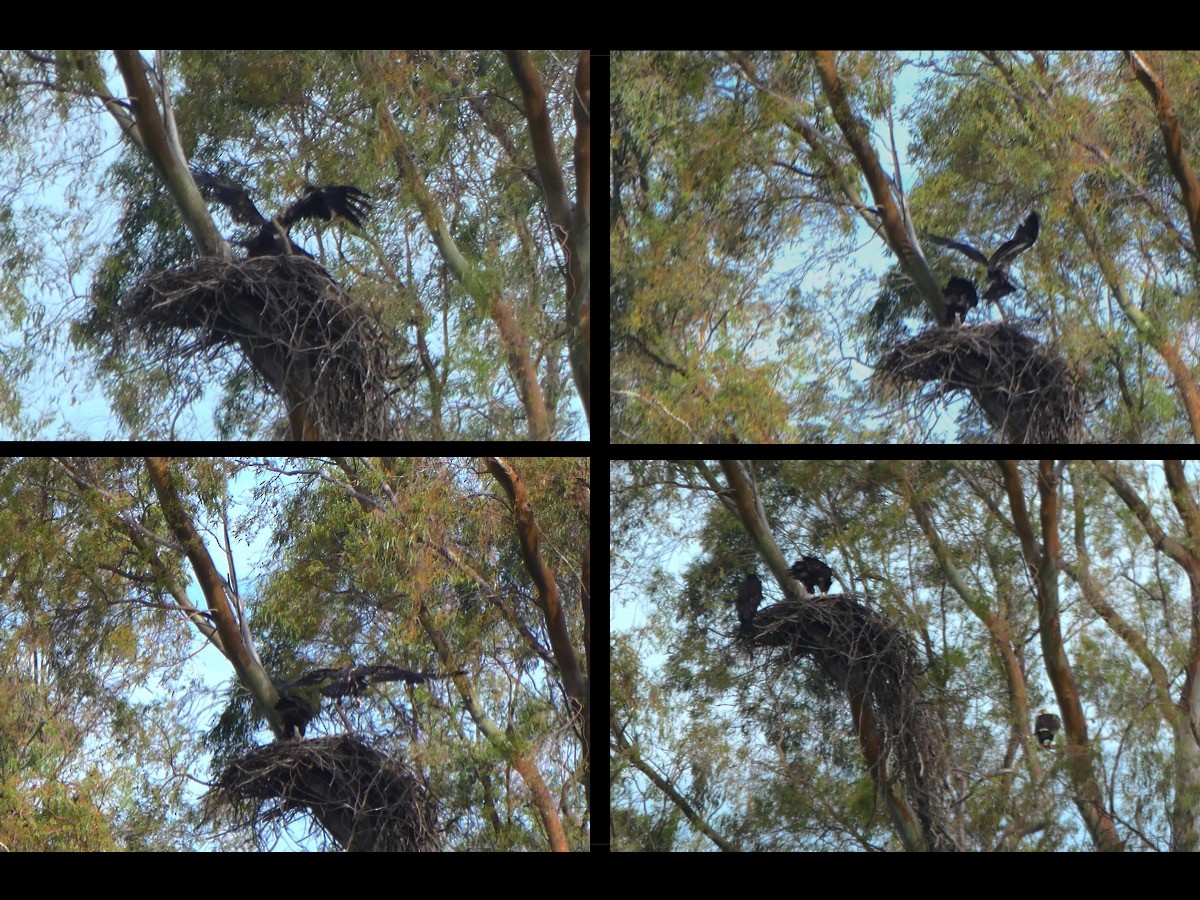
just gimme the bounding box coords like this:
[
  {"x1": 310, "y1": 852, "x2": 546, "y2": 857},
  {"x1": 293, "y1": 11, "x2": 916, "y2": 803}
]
[
  {"x1": 925, "y1": 233, "x2": 990, "y2": 267},
  {"x1": 988, "y1": 211, "x2": 1039, "y2": 270},
  {"x1": 276, "y1": 666, "x2": 343, "y2": 692},
  {"x1": 191, "y1": 169, "x2": 268, "y2": 227},
  {"x1": 280, "y1": 185, "x2": 373, "y2": 229},
  {"x1": 280, "y1": 663, "x2": 462, "y2": 700},
  {"x1": 357, "y1": 664, "x2": 464, "y2": 688}
]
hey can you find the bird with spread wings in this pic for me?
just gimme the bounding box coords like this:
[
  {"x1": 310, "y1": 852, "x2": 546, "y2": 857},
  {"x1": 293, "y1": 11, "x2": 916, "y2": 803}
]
[
  {"x1": 926, "y1": 212, "x2": 1039, "y2": 317},
  {"x1": 278, "y1": 663, "x2": 464, "y2": 699},
  {"x1": 273, "y1": 662, "x2": 464, "y2": 739},
  {"x1": 191, "y1": 169, "x2": 372, "y2": 259}
]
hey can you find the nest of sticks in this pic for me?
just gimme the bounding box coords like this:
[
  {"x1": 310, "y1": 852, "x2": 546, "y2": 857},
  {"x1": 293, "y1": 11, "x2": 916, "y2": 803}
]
[
  {"x1": 744, "y1": 594, "x2": 957, "y2": 850},
  {"x1": 874, "y1": 322, "x2": 1086, "y2": 443},
  {"x1": 206, "y1": 733, "x2": 439, "y2": 851},
  {"x1": 120, "y1": 255, "x2": 410, "y2": 439}
]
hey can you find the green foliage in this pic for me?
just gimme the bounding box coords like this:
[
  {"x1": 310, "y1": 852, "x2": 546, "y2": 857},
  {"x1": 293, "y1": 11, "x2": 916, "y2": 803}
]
[
  {"x1": 0, "y1": 50, "x2": 583, "y2": 439},
  {"x1": 0, "y1": 456, "x2": 588, "y2": 850},
  {"x1": 613, "y1": 50, "x2": 1200, "y2": 441},
  {"x1": 613, "y1": 459, "x2": 1200, "y2": 851},
  {"x1": 612, "y1": 51, "x2": 832, "y2": 443},
  {"x1": 861, "y1": 264, "x2": 928, "y2": 356}
]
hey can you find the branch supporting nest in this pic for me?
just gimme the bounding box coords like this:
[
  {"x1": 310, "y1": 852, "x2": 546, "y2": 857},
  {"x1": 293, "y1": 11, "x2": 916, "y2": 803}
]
[
  {"x1": 120, "y1": 255, "x2": 412, "y2": 439},
  {"x1": 744, "y1": 594, "x2": 957, "y2": 850},
  {"x1": 206, "y1": 733, "x2": 439, "y2": 851},
  {"x1": 873, "y1": 322, "x2": 1086, "y2": 443}
]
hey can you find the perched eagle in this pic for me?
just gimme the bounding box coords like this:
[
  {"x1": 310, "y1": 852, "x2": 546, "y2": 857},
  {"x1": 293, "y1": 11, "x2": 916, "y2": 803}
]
[
  {"x1": 942, "y1": 276, "x2": 979, "y2": 327},
  {"x1": 1035, "y1": 707, "x2": 1062, "y2": 748},
  {"x1": 926, "y1": 212, "x2": 1039, "y2": 307},
  {"x1": 732, "y1": 572, "x2": 763, "y2": 628},
  {"x1": 275, "y1": 692, "x2": 317, "y2": 739},
  {"x1": 790, "y1": 556, "x2": 835, "y2": 596},
  {"x1": 191, "y1": 168, "x2": 372, "y2": 258}
]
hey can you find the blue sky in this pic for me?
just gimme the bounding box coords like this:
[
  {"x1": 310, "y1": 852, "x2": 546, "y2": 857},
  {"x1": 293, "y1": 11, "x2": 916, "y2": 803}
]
[
  {"x1": 721, "y1": 51, "x2": 976, "y2": 439},
  {"x1": 611, "y1": 458, "x2": 1181, "y2": 849},
  {"x1": 0, "y1": 50, "x2": 586, "y2": 440}
]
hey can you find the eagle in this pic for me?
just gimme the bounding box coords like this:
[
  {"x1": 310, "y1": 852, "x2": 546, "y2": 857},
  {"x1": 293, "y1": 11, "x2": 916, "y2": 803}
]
[
  {"x1": 926, "y1": 212, "x2": 1039, "y2": 309},
  {"x1": 1035, "y1": 707, "x2": 1061, "y2": 748},
  {"x1": 191, "y1": 168, "x2": 372, "y2": 258},
  {"x1": 273, "y1": 662, "x2": 463, "y2": 739},
  {"x1": 942, "y1": 276, "x2": 979, "y2": 327},
  {"x1": 790, "y1": 556, "x2": 835, "y2": 595},
  {"x1": 282, "y1": 663, "x2": 463, "y2": 700},
  {"x1": 732, "y1": 572, "x2": 763, "y2": 628},
  {"x1": 275, "y1": 692, "x2": 317, "y2": 739}
]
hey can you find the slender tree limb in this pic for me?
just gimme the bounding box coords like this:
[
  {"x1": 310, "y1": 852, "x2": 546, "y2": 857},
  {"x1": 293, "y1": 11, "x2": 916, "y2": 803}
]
[
  {"x1": 484, "y1": 456, "x2": 590, "y2": 821},
  {"x1": 362, "y1": 53, "x2": 551, "y2": 439},
  {"x1": 611, "y1": 713, "x2": 738, "y2": 851},
  {"x1": 143, "y1": 457, "x2": 283, "y2": 735},
  {"x1": 811, "y1": 51, "x2": 945, "y2": 317},
  {"x1": 998, "y1": 459, "x2": 1124, "y2": 851},
  {"x1": 1126, "y1": 51, "x2": 1200, "y2": 257}
]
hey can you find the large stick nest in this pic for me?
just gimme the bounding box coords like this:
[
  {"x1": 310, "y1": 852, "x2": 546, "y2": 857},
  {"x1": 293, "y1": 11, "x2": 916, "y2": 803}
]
[
  {"x1": 120, "y1": 255, "x2": 409, "y2": 439},
  {"x1": 873, "y1": 322, "x2": 1086, "y2": 443},
  {"x1": 743, "y1": 594, "x2": 957, "y2": 851},
  {"x1": 206, "y1": 734, "x2": 439, "y2": 851}
]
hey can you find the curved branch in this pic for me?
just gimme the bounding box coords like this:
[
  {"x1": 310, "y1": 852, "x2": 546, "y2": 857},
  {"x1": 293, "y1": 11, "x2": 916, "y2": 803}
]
[
  {"x1": 1126, "y1": 52, "x2": 1200, "y2": 257},
  {"x1": 111, "y1": 50, "x2": 230, "y2": 261},
  {"x1": 811, "y1": 51, "x2": 944, "y2": 317},
  {"x1": 143, "y1": 457, "x2": 283, "y2": 734},
  {"x1": 484, "y1": 457, "x2": 589, "y2": 750}
]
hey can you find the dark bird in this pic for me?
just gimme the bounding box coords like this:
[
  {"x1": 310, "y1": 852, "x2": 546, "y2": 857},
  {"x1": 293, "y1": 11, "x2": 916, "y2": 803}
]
[
  {"x1": 275, "y1": 692, "x2": 317, "y2": 739},
  {"x1": 1035, "y1": 707, "x2": 1062, "y2": 748},
  {"x1": 286, "y1": 184, "x2": 372, "y2": 229},
  {"x1": 278, "y1": 663, "x2": 462, "y2": 701},
  {"x1": 191, "y1": 169, "x2": 372, "y2": 258},
  {"x1": 732, "y1": 572, "x2": 763, "y2": 627},
  {"x1": 942, "y1": 276, "x2": 979, "y2": 327},
  {"x1": 790, "y1": 556, "x2": 835, "y2": 596},
  {"x1": 273, "y1": 662, "x2": 462, "y2": 738},
  {"x1": 926, "y1": 212, "x2": 1039, "y2": 307}
]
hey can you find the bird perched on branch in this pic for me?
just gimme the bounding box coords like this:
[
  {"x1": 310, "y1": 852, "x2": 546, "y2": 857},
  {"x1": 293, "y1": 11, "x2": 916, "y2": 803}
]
[
  {"x1": 1035, "y1": 707, "x2": 1061, "y2": 748},
  {"x1": 730, "y1": 572, "x2": 763, "y2": 628},
  {"x1": 191, "y1": 168, "x2": 372, "y2": 258},
  {"x1": 926, "y1": 212, "x2": 1039, "y2": 312}
]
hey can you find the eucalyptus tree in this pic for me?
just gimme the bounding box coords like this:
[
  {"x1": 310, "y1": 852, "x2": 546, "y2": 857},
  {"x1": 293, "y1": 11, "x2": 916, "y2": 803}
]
[
  {"x1": 612, "y1": 51, "x2": 1200, "y2": 442},
  {"x1": 0, "y1": 50, "x2": 588, "y2": 439},
  {"x1": 0, "y1": 456, "x2": 590, "y2": 850},
  {"x1": 612, "y1": 459, "x2": 1200, "y2": 850}
]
